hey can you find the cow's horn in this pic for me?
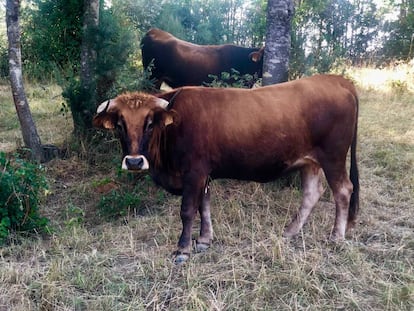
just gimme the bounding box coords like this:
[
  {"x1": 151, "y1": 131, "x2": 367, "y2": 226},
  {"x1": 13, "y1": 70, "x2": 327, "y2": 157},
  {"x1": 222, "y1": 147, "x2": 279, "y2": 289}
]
[
  {"x1": 97, "y1": 99, "x2": 112, "y2": 114},
  {"x1": 155, "y1": 98, "x2": 170, "y2": 109}
]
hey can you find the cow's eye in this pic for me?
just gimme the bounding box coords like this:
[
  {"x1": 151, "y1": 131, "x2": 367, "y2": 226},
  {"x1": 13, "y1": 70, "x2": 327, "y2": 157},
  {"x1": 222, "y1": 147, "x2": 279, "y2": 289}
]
[
  {"x1": 116, "y1": 118, "x2": 126, "y2": 134},
  {"x1": 145, "y1": 117, "x2": 153, "y2": 131}
]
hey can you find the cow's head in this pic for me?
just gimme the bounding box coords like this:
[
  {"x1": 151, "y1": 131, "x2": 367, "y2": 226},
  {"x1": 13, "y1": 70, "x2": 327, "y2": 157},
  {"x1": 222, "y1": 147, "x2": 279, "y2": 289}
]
[
  {"x1": 248, "y1": 47, "x2": 265, "y2": 80},
  {"x1": 93, "y1": 92, "x2": 176, "y2": 171},
  {"x1": 249, "y1": 47, "x2": 264, "y2": 64}
]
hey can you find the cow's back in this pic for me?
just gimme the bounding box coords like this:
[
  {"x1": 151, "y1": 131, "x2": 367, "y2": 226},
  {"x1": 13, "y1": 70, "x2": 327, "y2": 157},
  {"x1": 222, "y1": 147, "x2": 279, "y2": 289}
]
[
  {"x1": 161, "y1": 75, "x2": 358, "y2": 181},
  {"x1": 141, "y1": 28, "x2": 264, "y2": 88}
]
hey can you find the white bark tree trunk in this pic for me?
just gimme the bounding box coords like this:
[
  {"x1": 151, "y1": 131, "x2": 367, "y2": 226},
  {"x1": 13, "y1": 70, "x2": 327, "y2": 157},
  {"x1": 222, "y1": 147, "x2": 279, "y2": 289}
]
[
  {"x1": 6, "y1": 0, "x2": 44, "y2": 162},
  {"x1": 262, "y1": 0, "x2": 294, "y2": 85},
  {"x1": 80, "y1": 0, "x2": 99, "y2": 94}
]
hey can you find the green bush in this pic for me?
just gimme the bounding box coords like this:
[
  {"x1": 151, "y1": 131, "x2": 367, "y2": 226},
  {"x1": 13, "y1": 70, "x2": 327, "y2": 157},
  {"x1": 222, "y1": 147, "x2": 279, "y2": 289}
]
[
  {"x1": 388, "y1": 79, "x2": 409, "y2": 95},
  {"x1": 0, "y1": 152, "x2": 49, "y2": 243},
  {"x1": 206, "y1": 69, "x2": 260, "y2": 88},
  {"x1": 0, "y1": 45, "x2": 8, "y2": 79}
]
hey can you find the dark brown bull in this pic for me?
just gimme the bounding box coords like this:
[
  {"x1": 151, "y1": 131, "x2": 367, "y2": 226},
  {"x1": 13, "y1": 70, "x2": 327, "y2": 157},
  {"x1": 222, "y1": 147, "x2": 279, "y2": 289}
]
[
  {"x1": 93, "y1": 75, "x2": 359, "y2": 263},
  {"x1": 141, "y1": 28, "x2": 264, "y2": 89}
]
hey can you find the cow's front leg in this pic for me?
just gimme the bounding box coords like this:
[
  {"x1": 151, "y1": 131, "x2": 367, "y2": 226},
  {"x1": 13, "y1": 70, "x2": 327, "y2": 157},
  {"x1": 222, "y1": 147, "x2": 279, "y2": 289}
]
[
  {"x1": 196, "y1": 182, "x2": 213, "y2": 252},
  {"x1": 174, "y1": 175, "x2": 206, "y2": 264}
]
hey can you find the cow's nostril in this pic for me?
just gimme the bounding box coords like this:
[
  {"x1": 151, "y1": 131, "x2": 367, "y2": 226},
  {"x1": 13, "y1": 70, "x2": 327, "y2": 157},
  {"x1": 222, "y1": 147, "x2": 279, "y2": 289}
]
[{"x1": 126, "y1": 157, "x2": 144, "y2": 170}]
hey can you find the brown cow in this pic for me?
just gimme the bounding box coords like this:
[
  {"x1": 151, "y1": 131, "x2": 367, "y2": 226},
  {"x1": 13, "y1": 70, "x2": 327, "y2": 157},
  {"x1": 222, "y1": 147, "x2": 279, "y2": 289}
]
[
  {"x1": 93, "y1": 75, "x2": 359, "y2": 263},
  {"x1": 141, "y1": 28, "x2": 264, "y2": 89}
]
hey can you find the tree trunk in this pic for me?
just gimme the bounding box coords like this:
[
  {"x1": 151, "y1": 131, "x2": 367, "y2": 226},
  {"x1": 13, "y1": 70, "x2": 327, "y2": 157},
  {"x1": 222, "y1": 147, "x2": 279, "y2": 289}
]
[
  {"x1": 262, "y1": 0, "x2": 294, "y2": 85},
  {"x1": 74, "y1": 0, "x2": 99, "y2": 135},
  {"x1": 6, "y1": 0, "x2": 44, "y2": 162}
]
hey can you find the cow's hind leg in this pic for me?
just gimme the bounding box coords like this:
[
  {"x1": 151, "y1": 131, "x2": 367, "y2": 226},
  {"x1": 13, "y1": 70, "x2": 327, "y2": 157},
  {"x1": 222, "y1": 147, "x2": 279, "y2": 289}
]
[
  {"x1": 196, "y1": 182, "x2": 213, "y2": 252},
  {"x1": 283, "y1": 164, "x2": 324, "y2": 237},
  {"x1": 323, "y1": 166, "x2": 353, "y2": 241}
]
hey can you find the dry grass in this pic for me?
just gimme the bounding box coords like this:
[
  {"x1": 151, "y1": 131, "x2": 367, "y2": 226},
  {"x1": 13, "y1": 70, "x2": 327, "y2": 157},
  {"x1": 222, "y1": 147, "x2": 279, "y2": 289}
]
[
  {"x1": 0, "y1": 66, "x2": 413, "y2": 310},
  {"x1": 0, "y1": 83, "x2": 72, "y2": 152}
]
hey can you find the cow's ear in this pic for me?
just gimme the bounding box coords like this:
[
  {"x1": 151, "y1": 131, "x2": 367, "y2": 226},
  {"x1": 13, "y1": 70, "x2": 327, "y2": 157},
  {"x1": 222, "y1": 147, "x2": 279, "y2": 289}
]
[
  {"x1": 93, "y1": 113, "x2": 117, "y2": 130},
  {"x1": 249, "y1": 47, "x2": 264, "y2": 62},
  {"x1": 153, "y1": 109, "x2": 178, "y2": 128},
  {"x1": 93, "y1": 99, "x2": 117, "y2": 130},
  {"x1": 164, "y1": 110, "x2": 180, "y2": 127},
  {"x1": 164, "y1": 113, "x2": 174, "y2": 126}
]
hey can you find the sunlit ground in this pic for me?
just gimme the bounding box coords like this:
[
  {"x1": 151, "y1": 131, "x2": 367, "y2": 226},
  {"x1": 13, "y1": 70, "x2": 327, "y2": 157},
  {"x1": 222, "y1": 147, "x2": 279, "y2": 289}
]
[
  {"x1": 347, "y1": 62, "x2": 414, "y2": 93},
  {"x1": 347, "y1": 63, "x2": 414, "y2": 149}
]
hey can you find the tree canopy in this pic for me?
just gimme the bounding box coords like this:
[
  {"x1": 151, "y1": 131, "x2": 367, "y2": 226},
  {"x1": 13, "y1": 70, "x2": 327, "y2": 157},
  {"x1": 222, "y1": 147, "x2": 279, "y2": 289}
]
[
  {"x1": 0, "y1": 0, "x2": 411, "y2": 83},
  {"x1": 0, "y1": 0, "x2": 408, "y2": 82},
  {"x1": 1, "y1": 0, "x2": 413, "y2": 135}
]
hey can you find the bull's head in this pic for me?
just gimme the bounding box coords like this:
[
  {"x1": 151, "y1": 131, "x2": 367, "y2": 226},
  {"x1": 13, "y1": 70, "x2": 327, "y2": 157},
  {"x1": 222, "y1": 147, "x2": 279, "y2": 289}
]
[
  {"x1": 249, "y1": 46, "x2": 264, "y2": 64},
  {"x1": 93, "y1": 92, "x2": 175, "y2": 171},
  {"x1": 248, "y1": 47, "x2": 265, "y2": 82}
]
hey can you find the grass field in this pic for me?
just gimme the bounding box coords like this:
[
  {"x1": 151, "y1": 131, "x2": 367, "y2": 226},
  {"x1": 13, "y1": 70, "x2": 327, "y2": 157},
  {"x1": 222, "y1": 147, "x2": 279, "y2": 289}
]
[{"x1": 0, "y1": 66, "x2": 413, "y2": 310}]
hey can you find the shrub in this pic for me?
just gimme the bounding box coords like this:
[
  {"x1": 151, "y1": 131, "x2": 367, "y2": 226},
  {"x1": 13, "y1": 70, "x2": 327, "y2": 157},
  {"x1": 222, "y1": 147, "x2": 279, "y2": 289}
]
[
  {"x1": 388, "y1": 79, "x2": 409, "y2": 95},
  {"x1": 206, "y1": 69, "x2": 260, "y2": 88},
  {"x1": 0, "y1": 152, "x2": 49, "y2": 243},
  {"x1": 0, "y1": 45, "x2": 8, "y2": 79}
]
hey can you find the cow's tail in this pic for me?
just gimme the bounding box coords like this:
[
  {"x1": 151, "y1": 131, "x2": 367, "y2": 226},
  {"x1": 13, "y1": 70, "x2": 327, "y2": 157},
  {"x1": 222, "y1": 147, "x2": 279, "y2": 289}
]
[{"x1": 348, "y1": 95, "x2": 360, "y2": 229}]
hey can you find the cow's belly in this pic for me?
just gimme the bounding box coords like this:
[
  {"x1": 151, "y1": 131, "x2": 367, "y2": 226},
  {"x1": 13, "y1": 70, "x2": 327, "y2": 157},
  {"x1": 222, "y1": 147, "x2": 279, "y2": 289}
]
[{"x1": 210, "y1": 160, "x2": 293, "y2": 183}]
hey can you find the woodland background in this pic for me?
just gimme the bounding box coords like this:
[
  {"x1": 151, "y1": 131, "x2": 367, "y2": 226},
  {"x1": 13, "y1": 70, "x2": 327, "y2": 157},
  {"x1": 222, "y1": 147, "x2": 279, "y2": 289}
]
[
  {"x1": 0, "y1": 0, "x2": 413, "y2": 85},
  {"x1": 0, "y1": 1, "x2": 413, "y2": 310}
]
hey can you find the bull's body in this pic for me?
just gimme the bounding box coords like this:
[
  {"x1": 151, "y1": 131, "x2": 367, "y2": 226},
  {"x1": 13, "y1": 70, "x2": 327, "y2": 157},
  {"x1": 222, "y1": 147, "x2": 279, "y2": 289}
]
[
  {"x1": 94, "y1": 75, "x2": 359, "y2": 263},
  {"x1": 141, "y1": 28, "x2": 264, "y2": 89}
]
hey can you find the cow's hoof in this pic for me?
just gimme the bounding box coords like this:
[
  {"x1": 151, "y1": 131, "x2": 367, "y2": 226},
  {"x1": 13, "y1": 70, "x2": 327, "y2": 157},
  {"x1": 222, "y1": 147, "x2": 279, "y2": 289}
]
[
  {"x1": 173, "y1": 251, "x2": 190, "y2": 264},
  {"x1": 196, "y1": 242, "x2": 210, "y2": 253},
  {"x1": 329, "y1": 232, "x2": 345, "y2": 242},
  {"x1": 282, "y1": 228, "x2": 299, "y2": 238}
]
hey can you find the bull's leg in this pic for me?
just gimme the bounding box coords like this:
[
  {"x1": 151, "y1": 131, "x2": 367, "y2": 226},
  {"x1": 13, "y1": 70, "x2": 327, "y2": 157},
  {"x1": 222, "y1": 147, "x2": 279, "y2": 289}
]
[
  {"x1": 196, "y1": 182, "x2": 213, "y2": 252},
  {"x1": 175, "y1": 175, "x2": 206, "y2": 264},
  {"x1": 325, "y1": 169, "x2": 353, "y2": 241},
  {"x1": 283, "y1": 164, "x2": 324, "y2": 237}
]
